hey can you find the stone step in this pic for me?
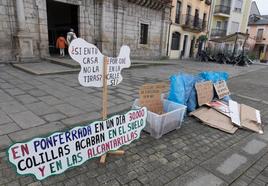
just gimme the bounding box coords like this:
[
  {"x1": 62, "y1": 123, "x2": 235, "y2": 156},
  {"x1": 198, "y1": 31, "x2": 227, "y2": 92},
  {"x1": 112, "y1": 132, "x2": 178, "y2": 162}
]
[
  {"x1": 44, "y1": 56, "x2": 80, "y2": 68},
  {"x1": 13, "y1": 61, "x2": 79, "y2": 75}
]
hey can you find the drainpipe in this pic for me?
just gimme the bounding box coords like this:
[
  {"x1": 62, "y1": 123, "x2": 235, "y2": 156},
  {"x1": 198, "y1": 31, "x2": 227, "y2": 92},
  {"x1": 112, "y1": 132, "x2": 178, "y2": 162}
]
[
  {"x1": 166, "y1": 6, "x2": 173, "y2": 56},
  {"x1": 206, "y1": 0, "x2": 213, "y2": 48}
]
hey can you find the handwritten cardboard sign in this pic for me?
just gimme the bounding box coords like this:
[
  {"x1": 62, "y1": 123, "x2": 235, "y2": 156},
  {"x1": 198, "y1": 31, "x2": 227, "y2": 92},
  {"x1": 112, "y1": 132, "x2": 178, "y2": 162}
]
[
  {"x1": 8, "y1": 107, "x2": 147, "y2": 180},
  {"x1": 214, "y1": 80, "x2": 230, "y2": 99},
  {"x1": 69, "y1": 38, "x2": 131, "y2": 87},
  {"x1": 195, "y1": 81, "x2": 213, "y2": 106},
  {"x1": 139, "y1": 82, "x2": 169, "y2": 114}
]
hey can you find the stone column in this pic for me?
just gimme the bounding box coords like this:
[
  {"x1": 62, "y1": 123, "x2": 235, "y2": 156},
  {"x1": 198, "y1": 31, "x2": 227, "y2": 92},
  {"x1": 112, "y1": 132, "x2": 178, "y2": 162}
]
[
  {"x1": 15, "y1": 0, "x2": 26, "y2": 32},
  {"x1": 14, "y1": 0, "x2": 34, "y2": 61}
]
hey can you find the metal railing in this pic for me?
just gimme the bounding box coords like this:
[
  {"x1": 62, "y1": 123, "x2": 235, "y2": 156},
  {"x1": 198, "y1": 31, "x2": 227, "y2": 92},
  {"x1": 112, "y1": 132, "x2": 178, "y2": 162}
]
[
  {"x1": 214, "y1": 5, "x2": 231, "y2": 15},
  {"x1": 256, "y1": 36, "x2": 263, "y2": 41},
  {"x1": 211, "y1": 29, "x2": 227, "y2": 37},
  {"x1": 180, "y1": 14, "x2": 207, "y2": 32}
]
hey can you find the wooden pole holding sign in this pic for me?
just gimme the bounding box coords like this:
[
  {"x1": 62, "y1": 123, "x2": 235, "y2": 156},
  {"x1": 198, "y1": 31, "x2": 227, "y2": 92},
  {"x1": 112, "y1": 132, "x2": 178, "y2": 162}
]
[
  {"x1": 102, "y1": 57, "x2": 108, "y2": 119},
  {"x1": 100, "y1": 57, "x2": 125, "y2": 164},
  {"x1": 100, "y1": 57, "x2": 108, "y2": 164}
]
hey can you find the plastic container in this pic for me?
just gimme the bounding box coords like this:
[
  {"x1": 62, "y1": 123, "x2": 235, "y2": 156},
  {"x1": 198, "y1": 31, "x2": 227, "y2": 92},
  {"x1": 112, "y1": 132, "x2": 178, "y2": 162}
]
[{"x1": 132, "y1": 99, "x2": 186, "y2": 139}]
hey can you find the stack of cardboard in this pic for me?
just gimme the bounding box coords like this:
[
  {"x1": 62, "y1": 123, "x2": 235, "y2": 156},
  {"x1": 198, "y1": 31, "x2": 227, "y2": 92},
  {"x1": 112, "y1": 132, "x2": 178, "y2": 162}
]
[{"x1": 190, "y1": 80, "x2": 263, "y2": 134}]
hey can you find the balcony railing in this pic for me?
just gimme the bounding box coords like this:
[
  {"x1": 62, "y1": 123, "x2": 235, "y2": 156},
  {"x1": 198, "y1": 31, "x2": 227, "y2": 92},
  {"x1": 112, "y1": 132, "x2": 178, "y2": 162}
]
[
  {"x1": 180, "y1": 14, "x2": 207, "y2": 32},
  {"x1": 214, "y1": 5, "x2": 231, "y2": 15},
  {"x1": 211, "y1": 29, "x2": 227, "y2": 37},
  {"x1": 256, "y1": 36, "x2": 263, "y2": 41}
]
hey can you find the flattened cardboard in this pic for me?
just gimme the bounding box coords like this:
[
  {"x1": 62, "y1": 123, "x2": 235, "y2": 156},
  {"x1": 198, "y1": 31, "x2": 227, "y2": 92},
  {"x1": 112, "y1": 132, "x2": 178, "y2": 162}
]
[
  {"x1": 214, "y1": 80, "x2": 230, "y2": 99},
  {"x1": 190, "y1": 107, "x2": 238, "y2": 134},
  {"x1": 139, "y1": 82, "x2": 169, "y2": 114},
  {"x1": 195, "y1": 81, "x2": 213, "y2": 106},
  {"x1": 240, "y1": 104, "x2": 263, "y2": 134}
]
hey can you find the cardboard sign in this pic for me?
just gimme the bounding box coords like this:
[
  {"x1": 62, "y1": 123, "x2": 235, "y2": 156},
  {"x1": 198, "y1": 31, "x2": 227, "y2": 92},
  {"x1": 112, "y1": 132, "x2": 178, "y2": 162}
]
[
  {"x1": 214, "y1": 80, "x2": 230, "y2": 99},
  {"x1": 69, "y1": 38, "x2": 131, "y2": 87},
  {"x1": 139, "y1": 82, "x2": 169, "y2": 114},
  {"x1": 8, "y1": 107, "x2": 147, "y2": 180},
  {"x1": 195, "y1": 81, "x2": 213, "y2": 106},
  {"x1": 190, "y1": 107, "x2": 238, "y2": 134}
]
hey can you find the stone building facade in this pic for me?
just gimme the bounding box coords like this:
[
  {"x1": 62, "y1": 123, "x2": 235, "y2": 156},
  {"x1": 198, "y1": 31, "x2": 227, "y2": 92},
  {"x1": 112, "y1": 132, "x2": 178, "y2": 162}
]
[{"x1": 0, "y1": 0, "x2": 171, "y2": 62}]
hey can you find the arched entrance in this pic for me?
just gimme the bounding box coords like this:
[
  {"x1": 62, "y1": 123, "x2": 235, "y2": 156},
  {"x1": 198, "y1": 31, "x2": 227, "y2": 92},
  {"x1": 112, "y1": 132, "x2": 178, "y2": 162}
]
[{"x1": 46, "y1": 0, "x2": 78, "y2": 55}]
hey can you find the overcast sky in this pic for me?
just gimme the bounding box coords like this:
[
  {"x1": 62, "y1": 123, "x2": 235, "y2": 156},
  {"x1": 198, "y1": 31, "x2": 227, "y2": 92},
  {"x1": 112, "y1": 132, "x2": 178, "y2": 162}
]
[{"x1": 254, "y1": 0, "x2": 268, "y2": 15}]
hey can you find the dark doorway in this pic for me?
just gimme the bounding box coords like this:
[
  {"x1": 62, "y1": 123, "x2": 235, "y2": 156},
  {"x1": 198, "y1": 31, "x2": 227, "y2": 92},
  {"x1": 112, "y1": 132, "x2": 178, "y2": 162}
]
[
  {"x1": 189, "y1": 37, "x2": 195, "y2": 58},
  {"x1": 46, "y1": 0, "x2": 78, "y2": 54},
  {"x1": 181, "y1": 35, "x2": 188, "y2": 58},
  {"x1": 258, "y1": 45, "x2": 264, "y2": 59}
]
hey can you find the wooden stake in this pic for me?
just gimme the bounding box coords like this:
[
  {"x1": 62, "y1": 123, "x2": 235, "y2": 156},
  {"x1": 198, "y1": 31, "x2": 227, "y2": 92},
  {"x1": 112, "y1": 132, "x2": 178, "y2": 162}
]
[
  {"x1": 100, "y1": 57, "x2": 108, "y2": 164},
  {"x1": 99, "y1": 57, "x2": 124, "y2": 164},
  {"x1": 102, "y1": 57, "x2": 108, "y2": 119},
  {"x1": 108, "y1": 150, "x2": 125, "y2": 156}
]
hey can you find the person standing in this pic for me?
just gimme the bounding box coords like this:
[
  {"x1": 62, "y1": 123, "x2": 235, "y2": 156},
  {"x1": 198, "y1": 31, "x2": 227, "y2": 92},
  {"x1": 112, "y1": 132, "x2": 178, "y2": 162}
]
[
  {"x1": 66, "y1": 28, "x2": 77, "y2": 46},
  {"x1": 56, "y1": 34, "x2": 67, "y2": 57}
]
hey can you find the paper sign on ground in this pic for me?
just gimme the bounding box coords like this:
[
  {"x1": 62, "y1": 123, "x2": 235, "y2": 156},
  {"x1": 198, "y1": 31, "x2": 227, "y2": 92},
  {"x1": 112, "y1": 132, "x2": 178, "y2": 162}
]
[
  {"x1": 8, "y1": 107, "x2": 147, "y2": 180},
  {"x1": 206, "y1": 101, "x2": 230, "y2": 117},
  {"x1": 229, "y1": 100, "x2": 241, "y2": 127},
  {"x1": 69, "y1": 38, "x2": 131, "y2": 87},
  {"x1": 214, "y1": 80, "x2": 230, "y2": 99},
  {"x1": 195, "y1": 81, "x2": 213, "y2": 106},
  {"x1": 139, "y1": 82, "x2": 169, "y2": 114},
  {"x1": 190, "y1": 107, "x2": 238, "y2": 134}
]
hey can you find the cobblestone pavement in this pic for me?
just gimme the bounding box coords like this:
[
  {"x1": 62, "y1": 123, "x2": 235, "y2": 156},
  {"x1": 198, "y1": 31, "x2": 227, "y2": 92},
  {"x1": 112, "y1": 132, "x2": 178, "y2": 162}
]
[{"x1": 0, "y1": 60, "x2": 267, "y2": 185}]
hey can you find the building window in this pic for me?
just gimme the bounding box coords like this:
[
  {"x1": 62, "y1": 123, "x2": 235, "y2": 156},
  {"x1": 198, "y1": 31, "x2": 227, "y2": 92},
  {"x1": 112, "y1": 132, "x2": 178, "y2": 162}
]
[
  {"x1": 202, "y1": 13, "x2": 207, "y2": 30},
  {"x1": 171, "y1": 32, "x2": 181, "y2": 50},
  {"x1": 185, "y1": 5, "x2": 191, "y2": 25},
  {"x1": 175, "y1": 1, "x2": 181, "y2": 24},
  {"x1": 234, "y1": 0, "x2": 243, "y2": 12},
  {"x1": 256, "y1": 29, "x2": 264, "y2": 40},
  {"x1": 140, "y1": 23, "x2": 148, "y2": 44},
  {"x1": 216, "y1": 21, "x2": 222, "y2": 29},
  {"x1": 230, "y1": 21, "x2": 239, "y2": 33},
  {"x1": 224, "y1": 21, "x2": 228, "y2": 29}
]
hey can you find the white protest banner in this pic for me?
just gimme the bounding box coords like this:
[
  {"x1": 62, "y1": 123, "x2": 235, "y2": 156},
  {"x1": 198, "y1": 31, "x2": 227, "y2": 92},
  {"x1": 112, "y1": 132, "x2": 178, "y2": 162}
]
[
  {"x1": 69, "y1": 38, "x2": 131, "y2": 87},
  {"x1": 8, "y1": 107, "x2": 147, "y2": 180}
]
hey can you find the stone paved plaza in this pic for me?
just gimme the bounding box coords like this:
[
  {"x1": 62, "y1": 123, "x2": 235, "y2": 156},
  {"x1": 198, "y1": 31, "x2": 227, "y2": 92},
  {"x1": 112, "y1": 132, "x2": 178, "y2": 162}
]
[{"x1": 0, "y1": 60, "x2": 268, "y2": 185}]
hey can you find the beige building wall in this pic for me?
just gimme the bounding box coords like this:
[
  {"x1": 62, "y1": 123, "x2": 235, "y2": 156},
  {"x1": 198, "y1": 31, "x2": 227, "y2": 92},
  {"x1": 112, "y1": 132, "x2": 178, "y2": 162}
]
[
  {"x1": 168, "y1": 0, "x2": 211, "y2": 59},
  {"x1": 248, "y1": 25, "x2": 268, "y2": 60},
  {"x1": 208, "y1": 0, "x2": 252, "y2": 39},
  {"x1": 240, "y1": 0, "x2": 251, "y2": 32}
]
